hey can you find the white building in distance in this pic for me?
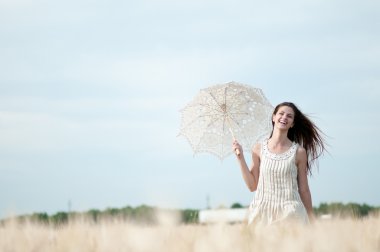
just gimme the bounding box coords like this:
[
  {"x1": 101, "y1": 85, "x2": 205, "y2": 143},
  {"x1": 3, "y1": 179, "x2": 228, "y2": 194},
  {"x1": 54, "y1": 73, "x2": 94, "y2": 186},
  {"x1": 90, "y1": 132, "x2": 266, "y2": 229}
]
[{"x1": 198, "y1": 208, "x2": 249, "y2": 224}]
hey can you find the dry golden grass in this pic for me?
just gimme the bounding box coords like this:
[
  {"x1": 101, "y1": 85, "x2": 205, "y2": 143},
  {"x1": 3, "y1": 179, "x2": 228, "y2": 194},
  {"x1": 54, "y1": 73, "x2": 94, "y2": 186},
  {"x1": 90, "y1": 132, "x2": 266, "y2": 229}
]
[{"x1": 1, "y1": 215, "x2": 379, "y2": 252}]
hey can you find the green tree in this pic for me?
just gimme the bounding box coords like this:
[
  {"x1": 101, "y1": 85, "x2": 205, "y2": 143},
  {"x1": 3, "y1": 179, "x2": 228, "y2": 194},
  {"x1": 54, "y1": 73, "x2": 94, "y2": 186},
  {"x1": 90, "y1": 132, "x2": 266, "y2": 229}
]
[
  {"x1": 87, "y1": 209, "x2": 101, "y2": 222},
  {"x1": 182, "y1": 209, "x2": 199, "y2": 223},
  {"x1": 358, "y1": 203, "x2": 373, "y2": 216},
  {"x1": 231, "y1": 202, "x2": 244, "y2": 209},
  {"x1": 314, "y1": 202, "x2": 379, "y2": 218},
  {"x1": 50, "y1": 212, "x2": 68, "y2": 225},
  {"x1": 30, "y1": 212, "x2": 49, "y2": 224},
  {"x1": 133, "y1": 205, "x2": 155, "y2": 224},
  {"x1": 104, "y1": 207, "x2": 120, "y2": 217}
]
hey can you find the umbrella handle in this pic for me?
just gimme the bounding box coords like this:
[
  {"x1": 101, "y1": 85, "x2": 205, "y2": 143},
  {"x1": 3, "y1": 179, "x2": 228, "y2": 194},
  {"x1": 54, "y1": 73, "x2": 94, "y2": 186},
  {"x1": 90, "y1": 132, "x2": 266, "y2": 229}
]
[{"x1": 229, "y1": 127, "x2": 241, "y2": 156}]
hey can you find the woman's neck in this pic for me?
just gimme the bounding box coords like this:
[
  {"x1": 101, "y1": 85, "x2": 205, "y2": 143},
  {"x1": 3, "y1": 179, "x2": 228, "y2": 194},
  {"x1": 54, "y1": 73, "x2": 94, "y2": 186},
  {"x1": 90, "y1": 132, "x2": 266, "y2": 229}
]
[{"x1": 270, "y1": 129, "x2": 290, "y2": 146}]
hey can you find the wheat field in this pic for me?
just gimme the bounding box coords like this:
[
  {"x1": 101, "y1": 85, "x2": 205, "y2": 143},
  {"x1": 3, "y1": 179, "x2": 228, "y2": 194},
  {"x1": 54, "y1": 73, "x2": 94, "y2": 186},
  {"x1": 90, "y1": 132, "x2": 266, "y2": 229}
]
[{"x1": 1, "y1": 215, "x2": 379, "y2": 252}]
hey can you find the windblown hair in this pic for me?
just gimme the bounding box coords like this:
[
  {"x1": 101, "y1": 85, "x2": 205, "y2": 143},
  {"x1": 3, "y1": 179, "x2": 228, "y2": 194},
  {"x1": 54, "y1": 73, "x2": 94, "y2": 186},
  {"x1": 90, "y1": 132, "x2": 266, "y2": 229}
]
[{"x1": 271, "y1": 102, "x2": 327, "y2": 175}]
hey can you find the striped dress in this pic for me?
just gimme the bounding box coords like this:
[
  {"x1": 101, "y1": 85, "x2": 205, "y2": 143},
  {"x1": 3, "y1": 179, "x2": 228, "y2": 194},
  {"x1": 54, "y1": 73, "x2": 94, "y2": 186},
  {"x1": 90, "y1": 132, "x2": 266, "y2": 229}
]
[{"x1": 248, "y1": 139, "x2": 309, "y2": 225}]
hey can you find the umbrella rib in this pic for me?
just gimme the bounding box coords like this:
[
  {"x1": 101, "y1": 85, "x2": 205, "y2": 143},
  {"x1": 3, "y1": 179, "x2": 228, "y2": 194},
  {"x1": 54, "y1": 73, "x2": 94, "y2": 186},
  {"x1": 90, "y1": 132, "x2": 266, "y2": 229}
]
[
  {"x1": 223, "y1": 86, "x2": 249, "y2": 118},
  {"x1": 180, "y1": 113, "x2": 223, "y2": 131},
  {"x1": 201, "y1": 103, "x2": 224, "y2": 114},
  {"x1": 221, "y1": 115, "x2": 226, "y2": 158},
  {"x1": 207, "y1": 87, "x2": 249, "y2": 155},
  {"x1": 227, "y1": 113, "x2": 254, "y2": 150},
  {"x1": 184, "y1": 102, "x2": 224, "y2": 116},
  {"x1": 221, "y1": 86, "x2": 228, "y2": 157},
  {"x1": 185, "y1": 102, "x2": 221, "y2": 111},
  {"x1": 229, "y1": 89, "x2": 246, "y2": 102},
  {"x1": 207, "y1": 90, "x2": 233, "y2": 157},
  {"x1": 193, "y1": 116, "x2": 224, "y2": 155},
  {"x1": 224, "y1": 86, "x2": 227, "y2": 112},
  {"x1": 226, "y1": 87, "x2": 270, "y2": 115},
  {"x1": 224, "y1": 86, "x2": 251, "y2": 141},
  {"x1": 227, "y1": 111, "x2": 250, "y2": 116},
  {"x1": 193, "y1": 87, "x2": 231, "y2": 159},
  {"x1": 228, "y1": 94, "x2": 253, "y2": 114},
  {"x1": 204, "y1": 90, "x2": 225, "y2": 113},
  {"x1": 190, "y1": 89, "x2": 229, "y2": 156}
]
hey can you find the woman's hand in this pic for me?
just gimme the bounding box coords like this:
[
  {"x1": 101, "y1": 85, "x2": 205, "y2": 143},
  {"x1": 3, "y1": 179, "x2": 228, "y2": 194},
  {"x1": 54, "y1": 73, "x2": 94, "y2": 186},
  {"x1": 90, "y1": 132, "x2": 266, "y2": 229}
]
[{"x1": 232, "y1": 140, "x2": 243, "y2": 157}]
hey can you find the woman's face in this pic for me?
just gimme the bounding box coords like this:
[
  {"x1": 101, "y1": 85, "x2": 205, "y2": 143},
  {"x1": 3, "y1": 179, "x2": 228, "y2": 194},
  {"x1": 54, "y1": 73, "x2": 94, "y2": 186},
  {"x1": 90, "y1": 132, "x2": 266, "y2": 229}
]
[{"x1": 272, "y1": 106, "x2": 295, "y2": 130}]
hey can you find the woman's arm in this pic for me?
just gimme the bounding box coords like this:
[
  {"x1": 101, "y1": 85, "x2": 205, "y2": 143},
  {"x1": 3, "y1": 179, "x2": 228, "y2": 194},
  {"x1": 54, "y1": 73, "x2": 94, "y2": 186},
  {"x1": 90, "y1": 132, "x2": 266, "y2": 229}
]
[
  {"x1": 296, "y1": 147, "x2": 314, "y2": 219},
  {"x1": 233, "y1": 141, "x2": 260, "y2": 192}
]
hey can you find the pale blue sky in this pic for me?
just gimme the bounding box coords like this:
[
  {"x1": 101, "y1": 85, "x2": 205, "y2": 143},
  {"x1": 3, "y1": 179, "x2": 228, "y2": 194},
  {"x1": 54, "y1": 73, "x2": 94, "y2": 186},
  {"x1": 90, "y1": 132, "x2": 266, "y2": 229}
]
[{"x1": 1, "y1": 0, "x2": 379, "y2": 218}]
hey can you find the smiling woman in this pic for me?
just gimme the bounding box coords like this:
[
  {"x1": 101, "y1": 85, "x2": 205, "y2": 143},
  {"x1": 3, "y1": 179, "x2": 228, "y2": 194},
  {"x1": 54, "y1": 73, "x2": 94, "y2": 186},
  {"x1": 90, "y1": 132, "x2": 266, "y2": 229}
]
[{"x1": 233, "y1": 102, "x2": 327, "y2": 226}]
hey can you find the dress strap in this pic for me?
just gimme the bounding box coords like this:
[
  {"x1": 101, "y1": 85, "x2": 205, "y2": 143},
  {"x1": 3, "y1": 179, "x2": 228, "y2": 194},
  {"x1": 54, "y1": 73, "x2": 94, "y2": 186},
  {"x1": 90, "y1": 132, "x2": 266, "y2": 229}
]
[
  {"x1": 260, "y1": 138, "x2": 266, "y2": 157},
  {"x1": 262, "y1": 138, "x2": 298, "y2": 160}
]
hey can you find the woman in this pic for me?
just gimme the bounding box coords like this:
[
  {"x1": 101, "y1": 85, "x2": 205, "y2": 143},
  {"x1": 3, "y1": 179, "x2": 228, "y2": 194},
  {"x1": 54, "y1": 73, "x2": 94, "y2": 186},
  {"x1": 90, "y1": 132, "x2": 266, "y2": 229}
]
[{"x1": 233, "y1": 102, "x2": 326, "y2": 225}]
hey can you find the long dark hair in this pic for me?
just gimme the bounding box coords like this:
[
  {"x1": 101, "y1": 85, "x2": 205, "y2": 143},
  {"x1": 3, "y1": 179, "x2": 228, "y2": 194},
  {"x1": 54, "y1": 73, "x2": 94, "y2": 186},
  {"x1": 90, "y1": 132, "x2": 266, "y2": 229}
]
[{"x1": 271, "y1": 102, "x2": 326, "y2": 175}]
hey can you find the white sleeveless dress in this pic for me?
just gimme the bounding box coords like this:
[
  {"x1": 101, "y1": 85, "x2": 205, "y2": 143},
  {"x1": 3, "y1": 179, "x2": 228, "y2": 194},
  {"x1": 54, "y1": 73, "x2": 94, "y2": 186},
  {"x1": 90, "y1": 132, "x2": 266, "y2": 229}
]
[{"x1": 248, "y1": 139, "x2": 309, "y2": 225}]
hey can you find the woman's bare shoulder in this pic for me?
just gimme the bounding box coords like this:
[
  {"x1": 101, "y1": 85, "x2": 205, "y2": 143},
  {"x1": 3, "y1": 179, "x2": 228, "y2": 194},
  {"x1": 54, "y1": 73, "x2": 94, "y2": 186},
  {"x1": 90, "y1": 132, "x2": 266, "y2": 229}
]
[
  {"x1": 252, "y1": 143, "x2": 261, "y2": 155},
  {"x1": 296, "y1": 145, "x2": 307, "y2": 154},
  {"x1": 296, "y1": 145, "x2": 307, "y2": 161}
]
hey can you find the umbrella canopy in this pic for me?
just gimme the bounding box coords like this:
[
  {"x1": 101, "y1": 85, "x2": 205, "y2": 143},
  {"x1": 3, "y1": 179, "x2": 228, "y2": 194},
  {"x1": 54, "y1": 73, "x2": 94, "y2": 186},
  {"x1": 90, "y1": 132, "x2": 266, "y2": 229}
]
[{"x1": 178, "y1": 81, "x2": 273, "y2": 160}]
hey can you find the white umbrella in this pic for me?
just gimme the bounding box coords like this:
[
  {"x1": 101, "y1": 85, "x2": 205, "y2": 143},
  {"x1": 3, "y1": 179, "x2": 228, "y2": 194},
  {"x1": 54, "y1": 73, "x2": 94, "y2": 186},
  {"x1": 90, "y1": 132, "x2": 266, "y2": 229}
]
[{"x1": 179, "y1": 81, "x2": 273, "y2": 160}]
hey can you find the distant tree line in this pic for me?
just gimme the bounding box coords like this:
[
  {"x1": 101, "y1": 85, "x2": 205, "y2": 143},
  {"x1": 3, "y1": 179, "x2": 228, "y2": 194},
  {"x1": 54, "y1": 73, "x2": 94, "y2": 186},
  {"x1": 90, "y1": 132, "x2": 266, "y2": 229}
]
[
  {"x1": 232, "y1": 201, "x2": 380, "y2": 218},
  {"x1": 313, "y1": 202, "x2": 380, "y2": 218},
  {"x1": 3, "y1": 205, "x2": 199, "y2": 226},
  {"x1": 2, "y1": 202, "x2": 378, "y2": 226}
]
